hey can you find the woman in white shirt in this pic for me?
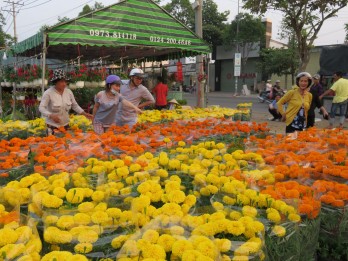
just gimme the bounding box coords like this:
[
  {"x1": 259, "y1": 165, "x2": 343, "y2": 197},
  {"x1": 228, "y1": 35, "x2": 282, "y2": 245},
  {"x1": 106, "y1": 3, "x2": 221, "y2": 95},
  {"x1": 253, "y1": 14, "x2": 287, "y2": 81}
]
[{"x1": 39, "y1": 69, "x2": 92, "y2": 135}]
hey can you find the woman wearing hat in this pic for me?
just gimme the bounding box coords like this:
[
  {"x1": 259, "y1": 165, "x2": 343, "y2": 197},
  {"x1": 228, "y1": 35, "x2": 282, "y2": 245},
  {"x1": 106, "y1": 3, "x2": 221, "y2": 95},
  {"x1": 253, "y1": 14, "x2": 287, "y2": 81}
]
[
  {"x1": 39, "y1": 69, "x2": 93, "y2": 135},
  {"x1": 277, "y1": 72, "x2": 313, "y2": 134},
  {"x1": 92, "y1": 75, "x2": 142, "y2": 134}
]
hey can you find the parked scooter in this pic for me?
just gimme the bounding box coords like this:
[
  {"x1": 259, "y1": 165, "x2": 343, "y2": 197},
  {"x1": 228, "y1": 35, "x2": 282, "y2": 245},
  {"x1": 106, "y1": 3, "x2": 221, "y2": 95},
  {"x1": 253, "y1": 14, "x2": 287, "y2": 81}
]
[
  {"x1": 258, "y1": 90, "x2": 273, "y2": 104},
  {"x1": 258, "y1": 90, "x2": 285, "y2": 104}
]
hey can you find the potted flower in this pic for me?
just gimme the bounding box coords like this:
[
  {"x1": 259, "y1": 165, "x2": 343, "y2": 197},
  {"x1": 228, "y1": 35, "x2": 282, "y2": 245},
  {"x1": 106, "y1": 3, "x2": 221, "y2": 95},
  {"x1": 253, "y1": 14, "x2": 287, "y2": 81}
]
[
  {"x1": 3, "y1": 66, "x2": 16, "y2": 86},
  {"x1": 14, "y1": 90, "x2": 26, "y2": 100},
  {"x1": 87, "y1": 67, "x2": 107, "y2": 88},
  {"x1": 70, "y1": 64, "x2": 88, "y2": 88}
]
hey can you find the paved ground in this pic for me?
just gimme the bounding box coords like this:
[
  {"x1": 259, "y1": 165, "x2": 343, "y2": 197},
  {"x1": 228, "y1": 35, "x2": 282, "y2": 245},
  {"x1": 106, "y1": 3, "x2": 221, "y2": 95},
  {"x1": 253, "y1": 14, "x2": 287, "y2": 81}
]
[{"x1": 182, "y1": 91, "x2": 332, "y2": 134}]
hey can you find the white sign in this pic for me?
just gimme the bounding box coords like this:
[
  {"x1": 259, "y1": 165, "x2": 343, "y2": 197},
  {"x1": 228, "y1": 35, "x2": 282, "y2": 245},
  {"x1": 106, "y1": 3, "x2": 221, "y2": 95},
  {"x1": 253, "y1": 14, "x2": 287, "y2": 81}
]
[
  {"x1": 234, "y1": 53, "x2": 241, "y2": 66},
  {"x1": 234, "y1": 66, "x2": 241, "y2": 77}
]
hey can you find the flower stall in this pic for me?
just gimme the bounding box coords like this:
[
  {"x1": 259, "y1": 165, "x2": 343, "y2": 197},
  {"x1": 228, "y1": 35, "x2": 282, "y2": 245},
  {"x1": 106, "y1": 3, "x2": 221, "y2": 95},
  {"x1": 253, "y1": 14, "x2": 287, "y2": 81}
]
[{"x1": 0, "y1": 103, "x2": 347, "y2": 260}]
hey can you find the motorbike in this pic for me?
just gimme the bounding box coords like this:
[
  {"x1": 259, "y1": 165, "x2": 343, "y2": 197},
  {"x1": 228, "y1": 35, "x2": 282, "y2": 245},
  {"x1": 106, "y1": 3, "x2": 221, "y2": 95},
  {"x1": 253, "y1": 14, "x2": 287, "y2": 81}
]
[
  {"x1": 258, "y1": 90, "x2": 285, "y2": 104},
  {"x1": 258, "y1": 90, "x2": 273, "y2": 104}
]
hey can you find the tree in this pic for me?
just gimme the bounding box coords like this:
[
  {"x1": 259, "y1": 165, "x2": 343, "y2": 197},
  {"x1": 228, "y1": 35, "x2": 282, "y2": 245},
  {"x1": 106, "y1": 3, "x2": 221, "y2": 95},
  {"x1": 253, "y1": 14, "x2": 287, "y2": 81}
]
[
  {"x1": 258, "y1": 47, "x2": 299, "y2": 85},
  {"x1": 223, "y1": 13, "x2": 265, "y2": 75},
  {"x1": 162, "y1": 0, "x2": 229, "y2": 46},
  {"x1": 163, "y1": 0, "x2": 195, "y2": 29},
  {"x1": 243, "y1": 0, "x2": 348, "y2": 71},
  {"x1": 202, "y1": 0, "x2": 229, "y2": 46},
  {"x1": 78, "y1": 2, "x2": 104, "y2": 16},
  {"x1": 0, "y1": 13, "x2": 14, "y2": 48}
]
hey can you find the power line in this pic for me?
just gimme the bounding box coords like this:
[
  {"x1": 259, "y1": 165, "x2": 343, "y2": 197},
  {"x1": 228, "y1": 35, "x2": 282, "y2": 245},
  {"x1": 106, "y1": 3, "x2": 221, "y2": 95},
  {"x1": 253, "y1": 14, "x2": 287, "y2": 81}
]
[
  {"x1": 2, "y1": 1, "x2": 24, "y2": 43},
  {"x1": 20, "y1": 0, "x2": 53, "y2": 10},
  {"x1": 5, "y1": 20, "x2": 13, "y2": 33},
  {"x1": 17, "y1": 0, "x2": 94, "y2": 29}
]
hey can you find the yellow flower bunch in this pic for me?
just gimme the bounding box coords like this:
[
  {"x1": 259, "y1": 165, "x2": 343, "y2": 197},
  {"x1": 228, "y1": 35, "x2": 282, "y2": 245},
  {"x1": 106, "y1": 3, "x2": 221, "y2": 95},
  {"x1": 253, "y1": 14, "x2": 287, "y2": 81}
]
[
  {"x1": 110, "y1": 235, "x2": 129, "y2": 251},
  {"x1": 0, "y1": 243, "x2": 26, "y2": 260},
  {"x1": 66, "y1": 188, "x2": 85, "y2": 204},
  {"x1": 44, "y1": 226, "x2": 72, "y2": 244},
  {"x1": 69, "y1": 115, "x2": 92, "y2": 131},
  {"x1": 41, "y1": 251, "x2": 88, "y2": 261},
  {"x1": 0, "y1": 227, "x2": 19, "y2": 246}
]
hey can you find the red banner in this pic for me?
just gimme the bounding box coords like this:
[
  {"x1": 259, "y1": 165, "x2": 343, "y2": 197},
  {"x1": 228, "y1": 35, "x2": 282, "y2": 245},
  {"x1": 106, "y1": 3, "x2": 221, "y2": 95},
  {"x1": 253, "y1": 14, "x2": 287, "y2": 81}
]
[{"x1": 176, "y1": 61, "x2": 183, "y2": 82}]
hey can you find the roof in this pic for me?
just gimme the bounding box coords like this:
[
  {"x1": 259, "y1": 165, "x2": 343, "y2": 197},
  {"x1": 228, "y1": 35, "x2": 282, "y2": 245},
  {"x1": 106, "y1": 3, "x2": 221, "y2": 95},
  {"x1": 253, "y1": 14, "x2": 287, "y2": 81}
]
[{"x1": 4, "y1": 0, "x2": 210, "y2": 62}]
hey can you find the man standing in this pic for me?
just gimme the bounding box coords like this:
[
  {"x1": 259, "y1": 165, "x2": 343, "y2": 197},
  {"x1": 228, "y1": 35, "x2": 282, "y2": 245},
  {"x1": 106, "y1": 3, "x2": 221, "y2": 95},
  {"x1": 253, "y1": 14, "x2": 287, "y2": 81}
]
[
  {"x1": 320, "y1": 71, "x2": 348, "y2": 128},
  {"x1": 152, "y1": 76, "x2": 169, "y2": 110},
  {"x1": 311, "y1": 74, "x2": 324, "y2": 96},
  {"x1": 116, "y1": 68, "x2": 155, "y2": 127}
]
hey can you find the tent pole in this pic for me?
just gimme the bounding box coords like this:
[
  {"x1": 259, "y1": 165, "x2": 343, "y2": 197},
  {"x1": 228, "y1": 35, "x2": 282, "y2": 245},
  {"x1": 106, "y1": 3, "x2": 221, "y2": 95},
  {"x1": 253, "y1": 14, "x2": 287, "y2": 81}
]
[{"x1": 41, "y1": 32, "x2": 47, "y2": 95}]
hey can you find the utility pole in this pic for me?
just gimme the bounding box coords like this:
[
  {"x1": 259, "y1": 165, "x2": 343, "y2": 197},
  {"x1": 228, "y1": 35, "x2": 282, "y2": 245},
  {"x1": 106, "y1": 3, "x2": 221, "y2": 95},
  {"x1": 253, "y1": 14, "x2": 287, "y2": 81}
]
[
  {"x1": 2, "y1": 1, "x2": 24, "y2": 43},
  {"x1": 234, "y1": 0, "x2": 241, "y2": 96},
  {"x1": 192, "y1": 0, "x2": 204, "y2": 107}
]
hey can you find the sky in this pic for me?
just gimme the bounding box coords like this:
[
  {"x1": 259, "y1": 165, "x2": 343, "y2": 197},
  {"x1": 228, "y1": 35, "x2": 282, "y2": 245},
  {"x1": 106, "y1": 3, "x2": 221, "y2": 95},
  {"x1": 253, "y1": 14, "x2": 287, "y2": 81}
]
[{"x1": 1, "y1": 0, "x2": 347, "y2": 45}]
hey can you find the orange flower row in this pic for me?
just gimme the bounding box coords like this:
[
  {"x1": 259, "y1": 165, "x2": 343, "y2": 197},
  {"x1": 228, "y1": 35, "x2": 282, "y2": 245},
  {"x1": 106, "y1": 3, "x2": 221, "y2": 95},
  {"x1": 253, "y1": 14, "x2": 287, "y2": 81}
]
[{"x1": 0, "y1": 119, "x2": 268, "y2": 176}]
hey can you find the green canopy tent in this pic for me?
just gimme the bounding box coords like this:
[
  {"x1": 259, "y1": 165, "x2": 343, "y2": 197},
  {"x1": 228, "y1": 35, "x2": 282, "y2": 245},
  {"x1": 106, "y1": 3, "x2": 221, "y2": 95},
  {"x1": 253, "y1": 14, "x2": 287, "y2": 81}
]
[{"x1": 8, "y1": 0, "x2": 210, "y2": 61}]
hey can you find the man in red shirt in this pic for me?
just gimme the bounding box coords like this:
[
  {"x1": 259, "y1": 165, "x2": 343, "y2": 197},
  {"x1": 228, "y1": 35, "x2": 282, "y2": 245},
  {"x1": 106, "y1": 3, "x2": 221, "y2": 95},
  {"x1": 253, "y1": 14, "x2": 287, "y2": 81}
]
[{"x1": 152, "y1": 76, "x2": 169, "y2": 110}]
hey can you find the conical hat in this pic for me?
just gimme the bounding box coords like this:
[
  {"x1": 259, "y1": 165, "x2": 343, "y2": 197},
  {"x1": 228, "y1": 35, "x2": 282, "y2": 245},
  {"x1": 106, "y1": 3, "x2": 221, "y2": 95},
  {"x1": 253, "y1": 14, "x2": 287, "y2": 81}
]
[{"x1": 168, "y1": 99, "x2": 179, "y2": 105}]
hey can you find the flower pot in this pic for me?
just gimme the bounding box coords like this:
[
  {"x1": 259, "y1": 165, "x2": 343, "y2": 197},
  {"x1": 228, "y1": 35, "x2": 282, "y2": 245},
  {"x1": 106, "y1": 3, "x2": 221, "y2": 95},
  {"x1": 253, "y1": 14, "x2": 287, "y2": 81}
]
[
  {"x1": 33, "y1": 79, "x2": 40, "y2": 86},
  {"x1": 90, "y1": 81, "x2": 98, "y2": 88},
  {"x1": 98, "y1": 81, "x2": 106, "y2": 87},
  {"x1": 5, "y1": 82, "x2": 12, "y2": 87},
  {"x1": 1, "y1": 82, "x2": 5, "y2": 87},
  {"x1": 69, "y1": 83, "x2": 77, "y2": 89},
  {"x1": 37, "y1": 96, "x2": 42, "y2": 101},
  {"x1": 16, "y1": 95, "x2": 25, "y2": 100},
  {"x1": 76, "y1": 81, "x2": 85, "y2": 88},
  {"x1": 21, "y1": 81, "x2": 29, "y2": 88},
  {"x1": 84, "y1": 81, "x2": 92, "y2": 88}
]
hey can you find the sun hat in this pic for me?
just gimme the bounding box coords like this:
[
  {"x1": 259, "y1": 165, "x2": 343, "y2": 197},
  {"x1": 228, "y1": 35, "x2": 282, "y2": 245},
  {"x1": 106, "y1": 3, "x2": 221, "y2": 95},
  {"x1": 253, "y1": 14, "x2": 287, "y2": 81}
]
[
  {"x1": 50, "y1": 69, "x2": 70, "y2": 83},
  {"x1": 168, "y1": 99, "x2": 179, "y2": 105},
  {"x1": 296, "y1": 72, "x2": 312, "y2": 87},
  {"x1": 276, "y1": 80, "x2": 280, "y2": 83},
  {"x1": 313, "y1": 74, "x2": 320, "y2": 80},
  {"x1": 129, "y1": 68, "x2": 145, "y2": 77},
  {"x1": 106, "y1": 75, "x2": 122, "y2": 85},
  {"x1": 267, "y1": 79, "x2": 271, "y2": 83}
]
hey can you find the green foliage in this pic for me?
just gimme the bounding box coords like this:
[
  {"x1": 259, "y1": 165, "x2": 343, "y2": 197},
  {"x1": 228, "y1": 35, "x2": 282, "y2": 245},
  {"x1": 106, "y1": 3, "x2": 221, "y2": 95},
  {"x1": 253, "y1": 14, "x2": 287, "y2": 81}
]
[
  {"x1": 163, "y1": 0, "x2": 195, "y2": 30},
  {"x1": 258, "y1": 46, "x2": 299, "y2": 79},
  {"x1": 78, "y1": 2, "x2": 104, "y2": 16},
  {"x1": 162, "y1": 0, "x2": 228, "y2": 47},
  {"x1": 345, "y1": 24, "x2": 348, "y2": 42},
  {"x1": 242, "y1": 0, "x2": 348, "y2": 71},
  {"x1": 177, "y1": 99, "x2": 187, "y2": 105},
  {"x1": 223, "y1": 13, "x2": 265, "y2": 71},
  {"x1": 224, "y1": 13, "x2": 265, "y2": 48},
  {"x1": 0, "y1": 13, "x2": 14, "y2": 47},
  {"x1": 71, "y1": 87, "x2": 103, "y2": 113}
]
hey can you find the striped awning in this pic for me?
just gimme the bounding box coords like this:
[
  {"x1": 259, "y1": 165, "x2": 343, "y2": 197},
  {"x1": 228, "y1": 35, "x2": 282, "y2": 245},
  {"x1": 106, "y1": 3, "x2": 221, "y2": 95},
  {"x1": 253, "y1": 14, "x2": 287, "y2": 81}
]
[{"x1": 9, "y1": 0, "x2": 210, "y2": 61}]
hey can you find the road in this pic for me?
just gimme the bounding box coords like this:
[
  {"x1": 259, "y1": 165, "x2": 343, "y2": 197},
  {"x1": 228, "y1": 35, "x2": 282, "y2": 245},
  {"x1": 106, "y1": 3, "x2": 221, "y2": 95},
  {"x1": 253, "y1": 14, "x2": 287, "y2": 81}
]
[
  {"x1": 182, "y1": 91, "x2": 329, "y2": 134},
  {"x1": 183, "y1": 92, "x2": 264, "y2": 110}
]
